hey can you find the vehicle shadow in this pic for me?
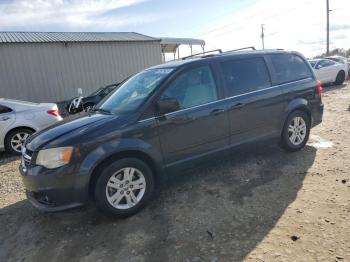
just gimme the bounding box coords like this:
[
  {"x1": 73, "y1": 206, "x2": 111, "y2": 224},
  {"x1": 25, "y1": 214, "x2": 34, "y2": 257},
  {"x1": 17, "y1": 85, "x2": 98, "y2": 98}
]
[
  {"x1": 0, "y1": 144, "x2": 317, "y2": 262},
  {"x1": 0, "y1": 152, "x2": 19, "y2": 166},
  {"x1": 323, "y1": 82, "x2": 348, "y2": 93}
]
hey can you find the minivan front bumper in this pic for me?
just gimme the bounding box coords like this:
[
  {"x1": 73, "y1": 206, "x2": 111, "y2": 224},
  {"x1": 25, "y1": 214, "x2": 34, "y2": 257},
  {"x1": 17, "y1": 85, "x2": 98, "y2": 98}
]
[{"x1": 20, "y1": 163, "x2": 89, "y2": 212}]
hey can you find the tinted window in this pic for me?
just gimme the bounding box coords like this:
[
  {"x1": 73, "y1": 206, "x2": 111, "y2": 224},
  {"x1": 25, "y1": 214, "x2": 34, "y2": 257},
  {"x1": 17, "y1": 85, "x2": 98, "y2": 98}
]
[
  {"x1": 220, "y1": 57, "x2": 271, "y2": 96},
  {"x1": 161, "y1": 66, "x2": 218, "y2": 109},
  {"x1": 318, "y1": 59, "x2": 335, "y2": 68},
  {"x1": 0, "y1": 105, "x2": 12, "y2": 114},
  {"x1": 270, "y1": 54, "x2": 312, "y2": 84}
]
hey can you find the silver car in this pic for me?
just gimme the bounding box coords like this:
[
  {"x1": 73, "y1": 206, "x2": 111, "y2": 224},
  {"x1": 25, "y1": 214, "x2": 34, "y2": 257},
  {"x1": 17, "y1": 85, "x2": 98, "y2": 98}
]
[
  {"x1": 0, "y1": 98, "x2": 62, "y2": 155},
  {"x1": 308, "y1": 59, "x2": 348, "y2": 85}
]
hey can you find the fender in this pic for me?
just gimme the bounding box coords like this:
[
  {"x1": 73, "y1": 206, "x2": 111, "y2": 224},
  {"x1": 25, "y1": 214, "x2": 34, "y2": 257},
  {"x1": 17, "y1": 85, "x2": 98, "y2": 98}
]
[
  {"x1": 72, "y1": 138, "x2": 163, "y2": 201},
  {"x1": 77, "y1": 136, "x2": 163, "y2": 180}
]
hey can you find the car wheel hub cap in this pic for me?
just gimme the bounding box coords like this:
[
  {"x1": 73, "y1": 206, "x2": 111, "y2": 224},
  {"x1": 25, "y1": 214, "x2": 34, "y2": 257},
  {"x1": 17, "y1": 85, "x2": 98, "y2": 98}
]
[
  {"x1": 105, "y1": 167, "x2": 146, "y2": 210},
  {"x1": 288, "y1": 116, "x2": 306, "y2": 146},
  {"x1": 10, "y1": 132, "x2": 30, "y2": 152}
]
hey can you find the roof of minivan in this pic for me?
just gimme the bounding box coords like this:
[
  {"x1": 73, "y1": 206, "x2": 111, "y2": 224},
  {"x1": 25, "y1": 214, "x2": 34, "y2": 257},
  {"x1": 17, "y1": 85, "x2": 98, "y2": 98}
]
[{"x1": 151, "y1": 49, "x2": 298, "y2": 69}]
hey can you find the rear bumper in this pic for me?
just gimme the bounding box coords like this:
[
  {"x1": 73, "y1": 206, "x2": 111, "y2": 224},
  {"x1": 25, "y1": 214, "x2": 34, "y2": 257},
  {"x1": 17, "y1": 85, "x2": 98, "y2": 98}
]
[
  {"x1": 311, "y1": 102, "x2": 324, "y2": 127},
  {"x1": 20, "y1": 164, "x2": 89, "y2": 212}
]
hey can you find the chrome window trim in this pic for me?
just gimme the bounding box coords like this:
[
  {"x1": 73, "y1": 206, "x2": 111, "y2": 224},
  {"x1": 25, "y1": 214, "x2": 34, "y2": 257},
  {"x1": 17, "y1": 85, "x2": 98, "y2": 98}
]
[
  {"x1": 137, "y1": 77, "x2": 313, "y2": 122},
  {"x1": 138, "y1": 117, "x2": 156, "y2": 123}
]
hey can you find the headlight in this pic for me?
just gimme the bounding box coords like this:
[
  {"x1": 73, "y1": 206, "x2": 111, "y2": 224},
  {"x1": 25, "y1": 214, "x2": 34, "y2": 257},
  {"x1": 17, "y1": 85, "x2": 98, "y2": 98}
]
[{"x1": 36, "y1": 147, "x2": 74, "y2": 169}]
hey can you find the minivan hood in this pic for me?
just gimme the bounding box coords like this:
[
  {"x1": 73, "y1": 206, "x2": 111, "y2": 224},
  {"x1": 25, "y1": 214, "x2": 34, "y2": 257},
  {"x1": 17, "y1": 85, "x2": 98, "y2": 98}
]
[{"x1": 26, "y1": 112, "x2": 116, "y2": 151}]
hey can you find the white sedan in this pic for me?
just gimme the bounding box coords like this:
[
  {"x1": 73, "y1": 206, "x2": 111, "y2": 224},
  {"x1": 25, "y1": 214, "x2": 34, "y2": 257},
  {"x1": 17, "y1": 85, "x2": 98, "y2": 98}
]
[
  {"x1": 0, "y1": 99, "x2": 62, "y2": 155},
  {"x1": 309, "y1": 59, "x2": 348, "y2": 85}
]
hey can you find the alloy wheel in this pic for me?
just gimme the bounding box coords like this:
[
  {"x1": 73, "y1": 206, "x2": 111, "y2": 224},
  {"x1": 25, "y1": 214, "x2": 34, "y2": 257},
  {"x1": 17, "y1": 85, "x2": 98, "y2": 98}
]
[
  {"x1": 288, "y1": 116, "x2": 307, "y2": 146},
  {"x1": 105, "y1": 167, "x2": 146, "y2": 210},
  {"x1": 10, "y1": 132, "x2": 30, "y2": 153}
]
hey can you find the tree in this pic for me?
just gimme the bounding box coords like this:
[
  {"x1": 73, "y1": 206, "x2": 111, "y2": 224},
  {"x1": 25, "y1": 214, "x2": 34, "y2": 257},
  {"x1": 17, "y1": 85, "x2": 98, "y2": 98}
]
[{"x1": 313, "y1": 48, "x2": 350, "y2": 58}]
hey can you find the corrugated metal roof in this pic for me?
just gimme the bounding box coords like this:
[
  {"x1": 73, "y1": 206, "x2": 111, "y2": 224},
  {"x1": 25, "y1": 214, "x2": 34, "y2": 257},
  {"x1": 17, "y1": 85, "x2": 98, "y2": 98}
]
[
  {"x1": 0, "y1": 32, "x2": 160, "y2": 43},
  {"x1": 160, "y1": 37, "x2": 205, "y2": 46}
]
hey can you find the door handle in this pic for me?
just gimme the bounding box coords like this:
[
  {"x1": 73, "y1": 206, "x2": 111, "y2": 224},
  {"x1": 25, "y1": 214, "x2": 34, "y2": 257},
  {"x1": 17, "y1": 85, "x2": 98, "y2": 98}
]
[
  {"x1": 210, "y1": 109, "x2": 225, "y2": 116},
  {"x1": 0, "y1": 116, "x2": 10, "y2": 121},
  {"x1": 230, "y1": 103, "x2": 245, "y2": 110}
]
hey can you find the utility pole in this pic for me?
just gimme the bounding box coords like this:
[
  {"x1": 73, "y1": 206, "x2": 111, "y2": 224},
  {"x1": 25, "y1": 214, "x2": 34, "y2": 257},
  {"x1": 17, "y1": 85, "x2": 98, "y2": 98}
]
[
  {"x1": 261, "y1": 24, "x2": 265, "y2": 49},
  {"x1": 326, "y1": 0, "x2": 330, "y2": 55}
]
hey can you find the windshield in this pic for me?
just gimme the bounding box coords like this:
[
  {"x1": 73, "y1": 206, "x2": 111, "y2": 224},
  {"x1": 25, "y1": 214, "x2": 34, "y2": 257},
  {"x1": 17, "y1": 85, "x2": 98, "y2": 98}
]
[{"x1": 97, "y1": 68, "x2": 173, "y2": 114}]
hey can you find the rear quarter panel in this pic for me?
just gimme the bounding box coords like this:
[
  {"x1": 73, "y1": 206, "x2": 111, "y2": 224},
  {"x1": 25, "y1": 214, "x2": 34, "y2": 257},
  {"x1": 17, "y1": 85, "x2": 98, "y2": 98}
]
[{"x1": 264, "y1": 52, "x2": 320, "y2": 130}]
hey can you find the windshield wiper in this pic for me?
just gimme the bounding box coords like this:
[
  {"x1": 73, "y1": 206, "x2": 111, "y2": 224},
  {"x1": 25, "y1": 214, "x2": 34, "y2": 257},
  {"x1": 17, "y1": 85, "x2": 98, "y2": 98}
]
[{"x1": 91, "y1": 108, "x2": 112, "y2": 114}]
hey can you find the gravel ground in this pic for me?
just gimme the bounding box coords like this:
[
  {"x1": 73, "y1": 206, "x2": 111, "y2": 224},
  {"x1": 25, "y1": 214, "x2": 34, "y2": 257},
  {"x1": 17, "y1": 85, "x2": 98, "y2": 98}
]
[{"x1": 0, "y1": 83, "x2": 349, "y2": 262}]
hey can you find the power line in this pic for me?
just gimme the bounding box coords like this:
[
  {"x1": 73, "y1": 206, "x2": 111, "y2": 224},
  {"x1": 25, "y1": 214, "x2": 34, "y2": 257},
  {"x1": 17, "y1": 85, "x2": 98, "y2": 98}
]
[
  {"x1": 194, "y1": 9, "x2": 270, "y2": 38},
  {"x1": 189, "y1": 1, "x2": 259, "y2": 34},
  {"x1": 201, "y1": 8, "x2": 296, "y2": 39}
]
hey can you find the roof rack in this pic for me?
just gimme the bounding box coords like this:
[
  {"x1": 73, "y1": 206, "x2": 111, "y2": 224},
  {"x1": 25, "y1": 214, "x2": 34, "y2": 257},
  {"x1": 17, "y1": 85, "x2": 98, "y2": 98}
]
[
  {"x1": 224, "y1": 46, "x2": 256, "y2": 53},
  {"x1": 181, "y1": 46, "x2": 257, "y2": 60},
  {"x1": 182, "y1": 49, "x2": 222, "y2": 60}
]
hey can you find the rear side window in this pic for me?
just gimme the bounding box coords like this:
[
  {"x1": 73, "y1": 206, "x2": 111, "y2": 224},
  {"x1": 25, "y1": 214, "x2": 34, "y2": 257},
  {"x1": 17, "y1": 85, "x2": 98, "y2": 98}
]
[
  {"x1": 220, "y1": 57, "x2": 271, "y2": 97},
  {"x1": 0, "y1": 105, "x2": 12, "y2": 114},
  {"x1": 270, "y1": 54, "x2": 312, "y2": 84},
  {"x1": 318, "y1": 59, "x2": 336, "y2": 68}
]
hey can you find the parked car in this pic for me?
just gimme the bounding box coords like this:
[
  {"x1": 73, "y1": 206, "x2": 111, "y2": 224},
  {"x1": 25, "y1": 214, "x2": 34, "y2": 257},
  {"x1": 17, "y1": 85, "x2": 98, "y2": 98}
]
[
  {"x1": 308, "y1": 58, "x2": 348, "y2": 85},
  {"x1": 325, "y1": 55, "x2": 348, "y2": 65},
  {"x1": 0, "y1": 99, "x2": 62, "y2": 155},
  {"x1": 325, "y1": 55, "x2": 350, "y2": 75},
  {"x1": 20, "y1": 50, "x2": 323, "y2": 217},
  {"x1": 67, "y1": 83, "x2": 119, "y2": 114}
]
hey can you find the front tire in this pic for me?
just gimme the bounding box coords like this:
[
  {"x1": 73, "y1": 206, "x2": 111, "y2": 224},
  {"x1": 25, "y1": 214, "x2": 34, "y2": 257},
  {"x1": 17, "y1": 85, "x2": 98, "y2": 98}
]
[
  {"x1": 5, "y1": 128, "x2": 34, "y2": 155},
  {"x1": 281, "y1": 110, "x2": 310, "y2": 152},
  {"x1": 94, "y1": 158, "x2": 155, "y2": 218},
  {"x1": 335, "y1": 71, "x2": 345, "y2": 85}
]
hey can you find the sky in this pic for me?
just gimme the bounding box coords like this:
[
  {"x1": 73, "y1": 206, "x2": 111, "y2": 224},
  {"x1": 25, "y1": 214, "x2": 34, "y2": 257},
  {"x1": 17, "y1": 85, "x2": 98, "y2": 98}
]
[{"x1": 0, "y1": 0, "x2": 349, "y2": 58}]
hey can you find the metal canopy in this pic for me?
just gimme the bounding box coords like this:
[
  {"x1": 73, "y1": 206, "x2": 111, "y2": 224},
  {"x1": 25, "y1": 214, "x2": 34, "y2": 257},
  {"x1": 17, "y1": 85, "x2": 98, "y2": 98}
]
[{"x1": 160, "y1": 37, "x2": 205, "y2": 61}]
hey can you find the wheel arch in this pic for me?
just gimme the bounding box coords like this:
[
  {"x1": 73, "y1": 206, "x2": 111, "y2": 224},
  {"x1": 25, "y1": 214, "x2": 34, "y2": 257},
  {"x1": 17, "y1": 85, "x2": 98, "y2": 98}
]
[
  {"x1": 282, "y1": 99, "x2": 312, "y2": 131},
  {"x1": 4, "y1": 126, "x2": 36, "y2": 151},
  {"x1": 336, "y1": 69, "x2": 346, "y2": 79},
  {"x1": 88, "y1": 149, "x2": 160, "y2": 200},
  {"x1": 5, "y1": 126, "x2": 36, "y2": 140}
]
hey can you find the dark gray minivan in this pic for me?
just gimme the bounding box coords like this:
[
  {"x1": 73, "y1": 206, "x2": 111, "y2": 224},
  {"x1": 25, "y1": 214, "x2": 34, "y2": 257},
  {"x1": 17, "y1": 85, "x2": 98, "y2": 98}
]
[{"x1": 20, "y1": 50, "x2": 324, "y2": 217}]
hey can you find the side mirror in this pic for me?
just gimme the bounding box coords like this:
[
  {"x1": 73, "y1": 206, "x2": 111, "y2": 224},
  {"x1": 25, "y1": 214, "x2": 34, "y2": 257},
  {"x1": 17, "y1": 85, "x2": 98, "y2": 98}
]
[
  {"x1": 316, "y1": 65, "x2": 323, "y2": 69},
  {"x1": 156, "y1": 98, "x2": 180, "y2": 115}
]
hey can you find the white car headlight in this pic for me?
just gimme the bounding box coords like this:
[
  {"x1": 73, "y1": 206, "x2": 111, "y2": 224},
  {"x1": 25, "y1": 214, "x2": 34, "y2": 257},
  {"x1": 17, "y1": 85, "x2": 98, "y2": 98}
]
[{"x1": 36, "y1": 147, "x2": 74, "y2": 169}]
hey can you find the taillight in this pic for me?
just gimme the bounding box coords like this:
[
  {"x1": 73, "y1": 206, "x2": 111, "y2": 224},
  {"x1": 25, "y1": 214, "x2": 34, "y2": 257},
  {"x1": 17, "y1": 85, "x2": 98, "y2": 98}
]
[
  {"x1": 47, "y1": 109, "x2": 60, "y2": 117},
  {"x1": 317, "y1": 80, "x2": 323, "y2": 98}
]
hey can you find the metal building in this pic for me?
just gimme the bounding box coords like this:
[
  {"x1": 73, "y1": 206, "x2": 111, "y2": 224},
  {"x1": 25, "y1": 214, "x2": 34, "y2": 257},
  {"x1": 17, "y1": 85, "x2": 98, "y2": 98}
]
[{"x1": 0, "y1": 32, "x2": 162, "y2": 102}]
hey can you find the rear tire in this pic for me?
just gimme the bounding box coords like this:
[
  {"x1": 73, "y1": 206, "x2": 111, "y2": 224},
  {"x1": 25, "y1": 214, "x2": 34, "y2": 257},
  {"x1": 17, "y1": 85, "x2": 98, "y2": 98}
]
[
  {"x1": 281, "y1": 110, "x2": 310, "y2": 152},
  {"x1": 94, "y1": 158, "x2": 155, "y2": 218},
  {"x1": 335, "y1": 71, "x2": 345, "y2": 85},
  {"x1": 5, "y1": 128, "x2": 34, "y2": 155}
]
